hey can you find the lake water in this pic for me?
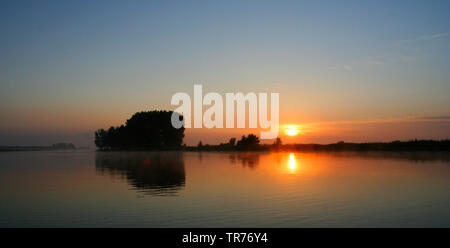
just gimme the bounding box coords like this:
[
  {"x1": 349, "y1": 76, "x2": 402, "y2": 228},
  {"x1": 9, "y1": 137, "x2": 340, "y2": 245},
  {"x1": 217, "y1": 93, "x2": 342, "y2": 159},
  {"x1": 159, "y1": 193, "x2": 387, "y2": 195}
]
[{"x1": 0, "y1": 150, "x2": 449, "y2": 227}]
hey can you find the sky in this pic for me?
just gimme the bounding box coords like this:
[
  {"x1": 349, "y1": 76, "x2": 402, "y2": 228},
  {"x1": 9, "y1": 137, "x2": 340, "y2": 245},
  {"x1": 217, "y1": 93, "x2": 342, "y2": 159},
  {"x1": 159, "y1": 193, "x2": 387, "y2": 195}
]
[{"x1": 0, "y1": 0, "x2": 449, "y2": 146}]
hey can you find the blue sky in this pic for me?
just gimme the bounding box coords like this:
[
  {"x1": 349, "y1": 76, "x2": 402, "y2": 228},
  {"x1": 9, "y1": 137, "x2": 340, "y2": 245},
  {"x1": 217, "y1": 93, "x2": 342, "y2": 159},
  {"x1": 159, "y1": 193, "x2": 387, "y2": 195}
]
[{"x1": 0, "y1": 0, "x2": 449, "y2": 145}]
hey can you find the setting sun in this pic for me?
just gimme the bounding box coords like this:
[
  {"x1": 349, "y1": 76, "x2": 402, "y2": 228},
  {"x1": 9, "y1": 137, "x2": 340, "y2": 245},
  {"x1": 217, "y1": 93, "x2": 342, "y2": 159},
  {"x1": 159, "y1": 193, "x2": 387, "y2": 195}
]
[{"x1": 285, "y1": 125, "x2": 300, "y2": 136}]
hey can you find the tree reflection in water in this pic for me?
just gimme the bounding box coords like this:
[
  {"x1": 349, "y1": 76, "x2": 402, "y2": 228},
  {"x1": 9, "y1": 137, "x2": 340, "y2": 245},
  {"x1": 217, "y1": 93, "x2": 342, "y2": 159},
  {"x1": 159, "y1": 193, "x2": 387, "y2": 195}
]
[
  {"x1": 95, "y1": 152, "x2": 185, "y2": 196},
  {"x1": 228, "y1": 153, "x2": 261, "y2": 169}
]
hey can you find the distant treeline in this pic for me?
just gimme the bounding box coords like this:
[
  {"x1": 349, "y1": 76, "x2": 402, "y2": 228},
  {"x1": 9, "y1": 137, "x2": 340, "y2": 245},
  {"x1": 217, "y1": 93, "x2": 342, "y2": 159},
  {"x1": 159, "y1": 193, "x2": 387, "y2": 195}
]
[
  {"x1": 189, "y1": 138, "x2": 450, "y2": 152},
  {"x1": 279, "y1": 140, "x2": 450, "y2": 152},
  {"x1": 0, "y1": 143, "x2": 76, "y2": 152},
  {"x1": 190, "y1": 134, "x2": 268, "y2": 151}
]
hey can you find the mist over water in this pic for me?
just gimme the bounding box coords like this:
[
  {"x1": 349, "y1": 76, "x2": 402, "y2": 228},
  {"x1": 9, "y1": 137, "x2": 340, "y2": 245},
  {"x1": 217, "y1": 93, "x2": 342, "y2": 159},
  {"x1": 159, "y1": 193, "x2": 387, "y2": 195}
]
[{"x1": 0, "y1": 150, "x2": 449, "y2": 227}]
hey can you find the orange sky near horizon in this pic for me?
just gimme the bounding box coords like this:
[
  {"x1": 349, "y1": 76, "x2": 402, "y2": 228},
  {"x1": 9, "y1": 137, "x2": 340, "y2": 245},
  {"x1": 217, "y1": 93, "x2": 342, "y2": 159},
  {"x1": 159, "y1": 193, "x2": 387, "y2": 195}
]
[{"x1": 0, "y1": 102, "x2": 449, "y2": 146}]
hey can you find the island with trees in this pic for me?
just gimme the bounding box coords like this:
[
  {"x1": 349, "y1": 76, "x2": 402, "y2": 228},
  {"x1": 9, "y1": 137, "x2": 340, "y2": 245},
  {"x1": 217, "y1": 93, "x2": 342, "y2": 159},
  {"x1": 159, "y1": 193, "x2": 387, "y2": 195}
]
[{"x1": 95, "y1": 111, "x2": 185, "y2": 150}]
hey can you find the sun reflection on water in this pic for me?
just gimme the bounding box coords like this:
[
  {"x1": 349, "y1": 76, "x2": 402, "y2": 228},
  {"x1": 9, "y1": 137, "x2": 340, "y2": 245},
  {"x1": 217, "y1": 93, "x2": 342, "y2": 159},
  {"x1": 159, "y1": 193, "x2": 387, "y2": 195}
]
[{"x1": 288, "y1": 153, "x2": 297, "y2": 173}]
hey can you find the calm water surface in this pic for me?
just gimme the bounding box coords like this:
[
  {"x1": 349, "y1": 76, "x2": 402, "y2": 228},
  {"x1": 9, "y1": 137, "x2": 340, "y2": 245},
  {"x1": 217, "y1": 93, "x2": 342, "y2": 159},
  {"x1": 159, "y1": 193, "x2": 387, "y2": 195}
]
[{"x1": 0, "y1": 151, "x2": 449, "y2": 227}]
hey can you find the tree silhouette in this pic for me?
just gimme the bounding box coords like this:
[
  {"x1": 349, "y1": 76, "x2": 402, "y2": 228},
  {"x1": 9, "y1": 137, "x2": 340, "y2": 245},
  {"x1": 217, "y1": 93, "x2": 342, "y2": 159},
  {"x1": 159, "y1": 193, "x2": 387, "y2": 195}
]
[
  {"x1": 95, "y1": 111, "x2": 184, "y2": 150},
  {"x1": 273, "y1": 138, "x2": 282, "y2": 150},
  {"x1": 236, "y1": 134, "x2": 260, "y2": 150}
]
